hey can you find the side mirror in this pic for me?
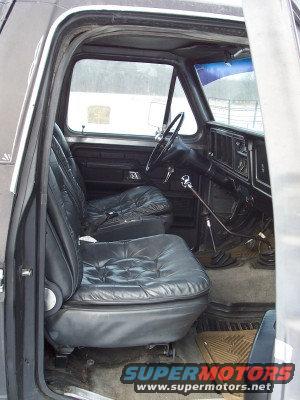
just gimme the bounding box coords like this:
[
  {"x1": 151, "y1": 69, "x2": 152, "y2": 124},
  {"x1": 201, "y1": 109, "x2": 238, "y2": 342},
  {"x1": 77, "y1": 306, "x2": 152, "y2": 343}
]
[{"x1": 148, "y1": 101, "x2": 165, "y2": 130}]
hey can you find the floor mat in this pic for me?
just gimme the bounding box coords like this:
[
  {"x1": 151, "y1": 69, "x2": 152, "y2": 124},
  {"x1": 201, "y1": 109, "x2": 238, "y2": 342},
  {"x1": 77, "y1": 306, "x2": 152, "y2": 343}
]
[
  {"x1": 197, "y1": 330, "x2": 257, "y2": 400},
  {"x1": 198, "y1": 312, "x2": 261, "y2": 332},
  {"x1": 196, "y1": 330, "x2": 257, "y2": 364}
]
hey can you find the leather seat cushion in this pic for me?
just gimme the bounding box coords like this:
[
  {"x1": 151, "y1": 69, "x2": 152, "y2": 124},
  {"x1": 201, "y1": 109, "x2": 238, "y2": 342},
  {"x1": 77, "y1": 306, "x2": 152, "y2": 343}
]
[
  {"x1": 47, "y1": 296, "x2": 208, "y2": 348},
  {"x1": 69, "y1": 234, "x2": 210, "y2": 306},
  {"x1": 85, "y1": 186, "x2": 172, "y2": 228}
]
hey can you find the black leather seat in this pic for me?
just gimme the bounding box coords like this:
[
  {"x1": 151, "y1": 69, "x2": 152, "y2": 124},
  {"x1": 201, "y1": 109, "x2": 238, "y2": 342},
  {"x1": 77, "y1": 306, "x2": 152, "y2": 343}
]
[
  {"x1": 52, "y1": 124, "x2": 172, "y2": 241},
  {"x1": 45, "y1": 149, "x2": 210, "y2": 350}
]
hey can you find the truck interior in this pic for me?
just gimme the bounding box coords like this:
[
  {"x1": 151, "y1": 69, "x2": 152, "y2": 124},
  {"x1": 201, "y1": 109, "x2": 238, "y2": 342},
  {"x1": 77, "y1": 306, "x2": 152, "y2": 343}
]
[{"x1": 8, "y1": 9, "x2": 276, "y2": 400}]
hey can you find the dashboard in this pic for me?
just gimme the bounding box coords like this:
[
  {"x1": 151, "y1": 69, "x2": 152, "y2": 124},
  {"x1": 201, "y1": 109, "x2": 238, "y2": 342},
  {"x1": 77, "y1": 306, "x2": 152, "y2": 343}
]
[{"x1": 207, "y1": 123, "x2": 271, "y2": 205}]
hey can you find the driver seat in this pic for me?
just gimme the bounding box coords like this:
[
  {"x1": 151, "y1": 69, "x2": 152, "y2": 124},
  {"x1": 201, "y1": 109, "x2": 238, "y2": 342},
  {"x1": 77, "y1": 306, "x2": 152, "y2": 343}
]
[{"x1": 53, "y1": 124, "x2": 172, "y2": 240}]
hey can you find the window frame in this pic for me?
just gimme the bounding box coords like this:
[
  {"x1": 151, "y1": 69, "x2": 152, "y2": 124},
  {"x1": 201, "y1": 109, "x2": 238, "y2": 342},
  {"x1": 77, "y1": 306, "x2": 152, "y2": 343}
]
[
  {"x1": 62, "y1": 54, "x2": 201, "y2": 141},
  {"x1": 193, "y1": 58, "x2": 265, "y2": 137}
]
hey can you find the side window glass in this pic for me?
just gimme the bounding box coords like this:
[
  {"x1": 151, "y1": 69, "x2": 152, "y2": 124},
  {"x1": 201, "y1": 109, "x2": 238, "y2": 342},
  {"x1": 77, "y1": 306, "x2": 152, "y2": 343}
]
[
  {"x1": 67, "y1": 59, "x2": 174, "y2": 136},
  {"x1": 170, "y1": 78, "x2": 198, "y2": 135}
]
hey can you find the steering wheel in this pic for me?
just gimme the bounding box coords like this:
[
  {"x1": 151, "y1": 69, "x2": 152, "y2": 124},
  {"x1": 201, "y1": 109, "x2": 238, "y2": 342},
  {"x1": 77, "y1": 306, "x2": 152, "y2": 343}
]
[{"x1": 145, "y1": 112, "x2": 185, "y2": 173}]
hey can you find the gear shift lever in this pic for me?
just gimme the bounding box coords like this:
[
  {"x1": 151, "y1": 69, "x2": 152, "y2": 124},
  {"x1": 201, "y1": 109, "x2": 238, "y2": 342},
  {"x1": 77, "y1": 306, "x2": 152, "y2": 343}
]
[{"x1": 181, "y1": 174, "x2": 272, "y2": 248}]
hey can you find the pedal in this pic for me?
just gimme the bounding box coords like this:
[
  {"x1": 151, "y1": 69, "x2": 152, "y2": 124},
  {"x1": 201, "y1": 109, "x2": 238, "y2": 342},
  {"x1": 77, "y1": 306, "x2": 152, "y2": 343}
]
[
  {"x1": 255, "y1": 249, "x2": 275, "y2": 269},
  {"x1": 207, "y1": 250, "x2": 237, "y2": 268}
]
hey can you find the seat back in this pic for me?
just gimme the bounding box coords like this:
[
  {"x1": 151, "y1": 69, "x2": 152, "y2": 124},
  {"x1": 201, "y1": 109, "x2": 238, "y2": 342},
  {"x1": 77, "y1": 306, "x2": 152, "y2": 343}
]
[
  {"x1": 53, "y1": 123, "x2": 86, "y2": 198},
  {"x1": 52, "y1": 134, "x2": 86, "y2": 219},
  {"x1": 45, "y1": 149, "x2": 83, "y2": 301}
]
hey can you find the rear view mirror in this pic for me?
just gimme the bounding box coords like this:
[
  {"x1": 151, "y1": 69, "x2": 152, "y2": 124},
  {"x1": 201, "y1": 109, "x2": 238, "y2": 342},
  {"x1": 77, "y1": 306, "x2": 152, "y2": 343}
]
[{"x1": 148, "y1": 101, "x2": 165, "y2": 129}]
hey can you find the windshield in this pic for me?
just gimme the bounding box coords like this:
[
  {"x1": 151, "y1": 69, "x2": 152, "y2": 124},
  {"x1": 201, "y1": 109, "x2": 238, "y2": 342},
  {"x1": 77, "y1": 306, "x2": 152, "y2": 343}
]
[{"x1": 195, "y1": 58, "x2": 264, "y2": 134}]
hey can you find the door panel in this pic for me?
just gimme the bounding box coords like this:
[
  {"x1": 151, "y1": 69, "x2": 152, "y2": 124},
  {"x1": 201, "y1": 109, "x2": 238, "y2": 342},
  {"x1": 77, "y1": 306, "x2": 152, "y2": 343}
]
[{"x1": 70, "y1": 141, "x2": 202, "y2": 248}]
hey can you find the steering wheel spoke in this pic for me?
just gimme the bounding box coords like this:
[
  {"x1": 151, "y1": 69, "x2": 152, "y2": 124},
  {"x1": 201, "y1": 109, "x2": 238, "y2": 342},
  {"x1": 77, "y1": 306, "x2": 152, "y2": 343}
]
[{"x1": 145, "y1": 112, "x2": 185, "y2": 173}]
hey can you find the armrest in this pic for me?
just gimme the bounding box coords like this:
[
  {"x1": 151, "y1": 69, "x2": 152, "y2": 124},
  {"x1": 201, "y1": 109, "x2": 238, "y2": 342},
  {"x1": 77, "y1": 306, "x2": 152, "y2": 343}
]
[{"x1": 93, "y1": 216, "x2": 165, "y2": 242}]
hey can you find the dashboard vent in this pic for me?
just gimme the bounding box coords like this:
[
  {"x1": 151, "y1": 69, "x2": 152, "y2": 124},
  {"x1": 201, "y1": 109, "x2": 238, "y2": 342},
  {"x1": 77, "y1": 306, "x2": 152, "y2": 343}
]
[{"x1": 210, "y1": 130, "x2": 233, "y2": 167}]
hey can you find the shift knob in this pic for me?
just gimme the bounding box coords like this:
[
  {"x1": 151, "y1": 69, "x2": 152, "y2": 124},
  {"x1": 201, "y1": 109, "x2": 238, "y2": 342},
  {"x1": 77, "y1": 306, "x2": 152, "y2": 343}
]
[{"x1": 181, "y1": 175, "x2": 193, "y2": 189}]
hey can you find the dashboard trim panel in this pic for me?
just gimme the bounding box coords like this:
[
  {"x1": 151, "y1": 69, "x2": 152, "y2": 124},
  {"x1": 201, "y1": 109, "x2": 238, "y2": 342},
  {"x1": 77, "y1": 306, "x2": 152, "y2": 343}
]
[{"x1": 207, "y1": 124, "x2": 271, "y2": 199}]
